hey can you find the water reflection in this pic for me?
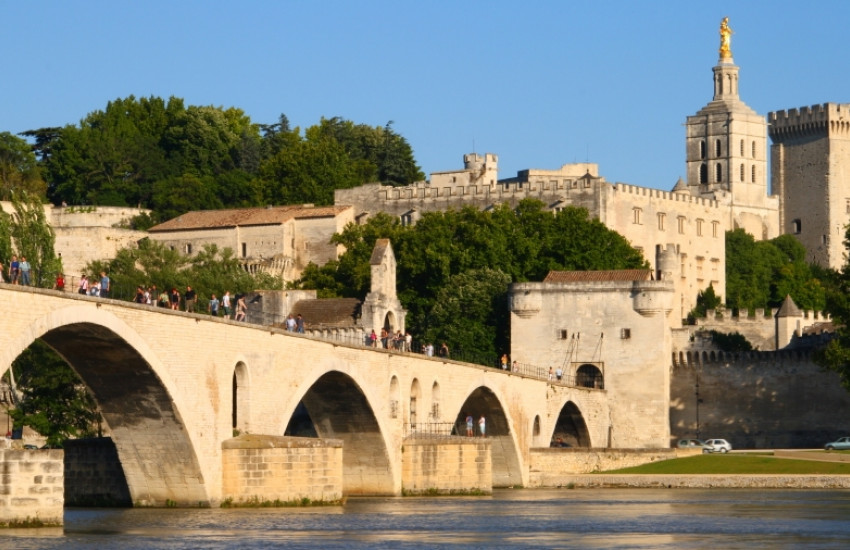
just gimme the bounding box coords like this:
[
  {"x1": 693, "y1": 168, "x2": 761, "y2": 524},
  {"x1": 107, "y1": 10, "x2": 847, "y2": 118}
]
[{"x1": 5, "y1": 489, "x2": 850, "y2": 549}]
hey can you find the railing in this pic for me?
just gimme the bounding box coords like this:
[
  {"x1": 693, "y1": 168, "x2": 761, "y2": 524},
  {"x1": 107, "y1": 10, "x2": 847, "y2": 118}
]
[{"x1": 403, "y1": 422, "x2": 463, "y2": 440}]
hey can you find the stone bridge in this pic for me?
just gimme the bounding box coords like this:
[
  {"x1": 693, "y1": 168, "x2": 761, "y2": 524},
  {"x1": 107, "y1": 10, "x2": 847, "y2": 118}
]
[{"x1": 1, "y1": 285, "x2": 614, "y2": 505}]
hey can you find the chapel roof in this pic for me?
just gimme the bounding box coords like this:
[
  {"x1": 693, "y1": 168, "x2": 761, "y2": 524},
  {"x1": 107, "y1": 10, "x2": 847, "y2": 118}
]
[
  {"x1": 543, "y1": 269, "x2": 653, "y2": 283},
  {"x1": 775, "y1": 294, "x2": 802, "y2": 318},
  {"x1": 149, "y1": 205, "x2": 350, "y2": 232}
]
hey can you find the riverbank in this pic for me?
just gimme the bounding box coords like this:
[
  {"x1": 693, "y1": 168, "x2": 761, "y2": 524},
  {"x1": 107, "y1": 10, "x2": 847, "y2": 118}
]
[{"x1": 547, "y1": 474, "x2": 850, "y2": 489}]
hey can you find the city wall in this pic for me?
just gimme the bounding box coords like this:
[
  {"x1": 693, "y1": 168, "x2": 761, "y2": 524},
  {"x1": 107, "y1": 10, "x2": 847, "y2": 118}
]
[
  {"x1": 670, "y1": 350, "x2": 850, "y2": 448},
  {"x1": 527, "y1": 448, "x2": 681, "y2": 487},
  {"x1": 0, "y1": 447, "x2": 64, "y2": 527}
]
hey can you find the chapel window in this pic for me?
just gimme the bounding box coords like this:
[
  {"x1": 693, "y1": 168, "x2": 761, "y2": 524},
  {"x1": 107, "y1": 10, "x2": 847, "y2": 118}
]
[
  {"x1": 751, "y1": 165, "x2": 756, "y2": 183},
  {"x1": 715, "y1": 163, "x2": 723, "y2": 183},
  {"x1": 699, "y1": 163, "x2": 708, "y2": 184},
  {"x1": 715, "y1": 139, "x2": 722, "y2": 157},
  {"x1": 740, "y1": 139, "x2": 744, "y2": 156},
  {"x1": 752, "y1": 141, "x2": 757, "y2": 158},
  {"x1": 700, "y1": 140, "x2": 706, "y2": 160}
]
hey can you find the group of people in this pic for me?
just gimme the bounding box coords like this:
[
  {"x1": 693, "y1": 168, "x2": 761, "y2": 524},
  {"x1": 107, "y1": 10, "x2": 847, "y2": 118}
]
[
  {"x1": 464, "y1": 412, "x2": 486, "y2": 437},
  {"x1": 284, "y1": 313, "x2": 305, "y2": 333},
  {"x1": 547, "y1": 366, "x2": 564, "y2": 382},
  {"x1": 76, "y1": 271, "x2": 111, "y2": 298}
]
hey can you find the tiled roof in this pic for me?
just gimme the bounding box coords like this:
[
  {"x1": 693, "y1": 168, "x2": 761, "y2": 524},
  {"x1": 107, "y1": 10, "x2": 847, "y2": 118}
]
[
  {"x1": 543, "y1": 269, "x2": 653, "y2": 283},
  {"x1": 288, "y1": 298, "x2": 362, "y2": 328},
  {"x1": 149, "y1": 205, "x2": 349, "y2": 232}
]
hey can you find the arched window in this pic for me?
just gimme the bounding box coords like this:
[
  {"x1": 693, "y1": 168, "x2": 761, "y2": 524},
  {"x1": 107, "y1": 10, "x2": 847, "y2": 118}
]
[
  {"x1": 752, "y1": 141, "x2": 756, "y2": 158},
  {"x1": 699, "y1": 163, "x2": 708, "y2": 184},
  {"x1": 715, "y1": 163, "x2": 723, "y2": 183},
  {"x1": 740, "y1": 163, "x2": 745, "y2": 182},
  {"x1": 533, "y1": 415, "x2": 541, "y2": 436},
  {"x1": 751, "y1": 165, "x2": 756, "y2": 183},
  {"x1": 715, "y1": 139, "x2": 722, "y2": 157},
  {"x1": 700, "y1": 140, "x2": 706, "y2": 160},
  {"x1": 740, "y1": 139, "x2": 744, "y2": 156}
]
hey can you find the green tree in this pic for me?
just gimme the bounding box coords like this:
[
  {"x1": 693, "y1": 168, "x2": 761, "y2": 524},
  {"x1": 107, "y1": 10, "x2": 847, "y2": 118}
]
[
  {"x1": 0, "y1": 132, "x2": 47, "y2": 199},
  {"x1": 817, "y1": 227, "x2": 850, "y2": 390},
  {"x1": 725, "y1": 229, "x2": 826, "y2": 313},
  {"x1": 5, "y1": 341, "x2": 101, "y2": 447}
]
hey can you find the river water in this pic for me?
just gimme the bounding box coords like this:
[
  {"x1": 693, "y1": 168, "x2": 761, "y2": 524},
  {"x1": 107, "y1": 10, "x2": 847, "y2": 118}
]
[{"x1": 5, "y1": 488, "x2": 850, "y2": 549}]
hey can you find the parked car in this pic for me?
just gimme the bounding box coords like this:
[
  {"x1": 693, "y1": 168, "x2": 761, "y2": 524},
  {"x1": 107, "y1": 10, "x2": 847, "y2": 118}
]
[
  {"x1": 704, "y1": 438, "x2": 732, "y2": 453},
  {"x1": 677, "y1": 438, "x2": 709, "y2": 452},
  {"x1": 824, "y1": 436, "x2": 850, "y2": 451}
]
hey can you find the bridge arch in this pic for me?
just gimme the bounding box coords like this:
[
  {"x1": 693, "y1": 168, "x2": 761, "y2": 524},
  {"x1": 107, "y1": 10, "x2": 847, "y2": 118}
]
[
  {"x1": 284, "y1": 370, "x2": 395, "y2": 496},
  {"x1": 551, "y1": 400, "x2": 592, "y2": 448},
  {"x1": 2, "y1": 304, "x2": 209, "y2": 506},
  {"x1": 453, "y1": 385, "x2": 523, "y2": 487}
]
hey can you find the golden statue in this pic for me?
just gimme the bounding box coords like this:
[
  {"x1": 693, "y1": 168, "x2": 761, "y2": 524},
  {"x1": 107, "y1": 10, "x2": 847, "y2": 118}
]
[{"x1": 719, "y1": 17, "x2": 732, "y2": 59}]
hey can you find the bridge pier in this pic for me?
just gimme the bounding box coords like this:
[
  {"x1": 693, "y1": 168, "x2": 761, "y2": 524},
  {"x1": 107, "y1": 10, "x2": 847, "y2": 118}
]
[
  {"x1": 401, "y1": 437, "x2": 492, "y2": 495},
  {"x1": 0, "y1": 447, "x2": 64, "y2": 527}
]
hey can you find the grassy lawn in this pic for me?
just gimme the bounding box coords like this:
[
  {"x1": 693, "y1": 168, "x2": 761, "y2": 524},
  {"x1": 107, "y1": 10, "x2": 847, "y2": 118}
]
[{"x1": 603, "y1": 454, "x2": 850, "y2": 475}]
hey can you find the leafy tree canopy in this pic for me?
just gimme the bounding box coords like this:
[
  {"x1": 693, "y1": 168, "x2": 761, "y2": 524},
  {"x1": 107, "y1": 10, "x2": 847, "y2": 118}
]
[
  {"x1": 28, "y1": 97, "x2": 423, "y2": 223},
  {"x1": 725, "y1": 229, "x2": 825, "y2": 313},
  {"x1": 0, "y1": 132, "x2": 47, "y2": 199},
  {"x1": 817, "y1": 227, "x2": 850, "y2": 391}
]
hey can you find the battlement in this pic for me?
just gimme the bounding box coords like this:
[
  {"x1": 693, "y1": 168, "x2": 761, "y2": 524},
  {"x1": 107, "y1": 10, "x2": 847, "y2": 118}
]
[
  {"x1": 672, "y1": 348, "x2": 814, "y2": 367},
  {"x1": 612, "y1": 182, "x2": 720, "y2": 208},
  {"x1": 768, "y1": 103, "x2": 850, "y2": 139}
]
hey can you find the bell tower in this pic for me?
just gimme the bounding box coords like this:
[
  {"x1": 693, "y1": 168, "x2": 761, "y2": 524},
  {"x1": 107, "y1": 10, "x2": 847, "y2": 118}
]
[{"x1": 683, "y1": 17, "x2": 777, "y2": 239}]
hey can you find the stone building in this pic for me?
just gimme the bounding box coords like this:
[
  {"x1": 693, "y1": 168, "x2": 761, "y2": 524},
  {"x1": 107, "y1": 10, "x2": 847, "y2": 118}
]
[
  {"x1": 769, "y1": 103, "x2": 850, "y2": 269},
  {"x1": 147, "y1": 205, "x2": 354, "y2": 282},
  {"x1": 509, "y1": 270, "x2": 675, "y2": 448}
]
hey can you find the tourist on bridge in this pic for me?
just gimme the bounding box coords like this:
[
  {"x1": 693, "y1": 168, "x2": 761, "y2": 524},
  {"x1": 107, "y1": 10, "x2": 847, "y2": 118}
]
[
  {"x1": 54, "y1": 273, "x2": 65, "y2": 291},
  {"x1": 169, "y1": 288, "x2": 180, "y2": 310},
  {"x1": 438, "y1": 342, "x2": 449, "y2": 358},
  {"x1": 234, "y1": 294, "x2": 247, "y2": 321},
  {"x1": 99, "y1": 271, "x2": 110, "y2": 298},
  {"x1": 9, "y1": 255, "x2": 19, "y2": 284},
  {"x1": 465, "y1": 413, "x2": 474, "y2": 437},
  {"x1": 369, "y1": 329, "x2": 378, "y2": 347},
  {"x1": 478, "y1": 415, "x2": 486, "y2": 438},
  {"x1": 209, "y1": 294, "x2": 220, "y2": 317},
  {"x1": 19, "y1": 256, "x2": 31, "y2": 286},
  {"x1": 295, "y1": 313, "x2": 304, "y2": 333},
  {"x1": 285, "y1": 314, "x2": 296, "y2": 331},
  {"x1": 184, "y1": 286, "x2": 196, "y2": 312},
  {"x1": 222, "y1": 291, "x2": 232, "y2": 318},
  {"x1": 78, "y1": 274, "x2": 88, "y2": 295},
  {"x1": 157, "y1": 288, "x2": 169, "y2": 307},
  {"x1": 501, "y1": 354, "x2": 508, "y2": 370}
]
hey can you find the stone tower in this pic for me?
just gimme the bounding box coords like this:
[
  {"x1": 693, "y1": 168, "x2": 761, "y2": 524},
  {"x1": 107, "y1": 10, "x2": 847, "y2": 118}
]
[
  {"x1": 768, "y1": 103, "x2": 850, "y2": 269},
  {"x1": 361, "y1": 239, "x2": 407, "y2": 335},
  {"x1": 683, "y1": 18, "x2": 777, "y2": 240}
]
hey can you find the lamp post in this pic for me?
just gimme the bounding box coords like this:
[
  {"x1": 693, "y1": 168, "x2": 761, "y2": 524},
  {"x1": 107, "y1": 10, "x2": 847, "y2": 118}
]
[{"x1": 695, "y1": 372, "x2": 701, "y2": 440}]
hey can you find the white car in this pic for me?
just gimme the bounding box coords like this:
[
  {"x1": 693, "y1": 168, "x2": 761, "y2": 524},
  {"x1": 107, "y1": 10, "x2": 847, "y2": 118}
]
[{"x1": 704, "y1": 438, "x2": 732, "y2": 453}]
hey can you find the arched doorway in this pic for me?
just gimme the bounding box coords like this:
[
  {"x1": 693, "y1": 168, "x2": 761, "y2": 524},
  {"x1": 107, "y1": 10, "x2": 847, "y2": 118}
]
[
  {"x1": 552, "y1": 401, "x2": 592, "y2": 447},
  {"x1": 576, "y1": 363, "x2": 604, "y2": 389},
  {"x1": 283, "y1": 371, "x2": 393, "y2": 495},
  {"x1": 454, "y1": 386, "x2": 522, "y2": 487}
]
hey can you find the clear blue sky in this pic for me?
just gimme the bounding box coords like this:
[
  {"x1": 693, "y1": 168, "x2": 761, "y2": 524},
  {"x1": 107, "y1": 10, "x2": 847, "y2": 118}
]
[{"x1": 2, "y1": 1, "x2": 847, "y2": 191}]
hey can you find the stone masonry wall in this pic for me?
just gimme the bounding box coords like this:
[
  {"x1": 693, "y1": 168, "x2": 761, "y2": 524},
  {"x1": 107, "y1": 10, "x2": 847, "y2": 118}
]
[
  {"x1": 527, "y1": 448, "x2": 681, "y2": 486},
  {"x1": 221, "y1": 435, "x2": 343, "y2": 505},
  {"x1": 0, "y1": 448, "x2": 64, "y2": 526},
  {"x1": 63, "y1": 438, "x2": 132, "y2": 507},
  {"x1": 671, "y1": 351, "x2": 850, "y2": 448},
  {"x1": 401, "y1": 438, "x2": 491, "y2": 495}
]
